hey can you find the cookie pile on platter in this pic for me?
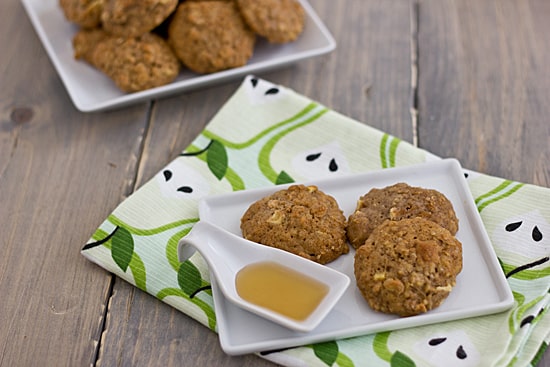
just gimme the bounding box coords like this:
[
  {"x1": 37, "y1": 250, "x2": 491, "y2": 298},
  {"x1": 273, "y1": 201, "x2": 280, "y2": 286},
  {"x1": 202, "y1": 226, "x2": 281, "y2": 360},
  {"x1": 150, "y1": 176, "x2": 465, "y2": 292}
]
[
  {"x1": 59, "y1": 0, "x2": 305, "y2": 92},
  {"x1": 347, "y1": 183, "x2": 463, "y2": 316},
  {"x1": 240, "y1": 183, "x2": 463, "y2": 317}
]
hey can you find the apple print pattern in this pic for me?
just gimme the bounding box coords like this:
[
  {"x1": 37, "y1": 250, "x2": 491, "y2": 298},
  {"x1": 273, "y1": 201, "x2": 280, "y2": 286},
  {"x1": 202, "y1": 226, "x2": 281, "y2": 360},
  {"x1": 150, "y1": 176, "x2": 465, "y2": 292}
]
[
  {"x1": 413, "y1": 331, "x2": 480, "y2": 367},
  {"x1": 81, "y1": 76, "x2": 550, "y2": 367}
]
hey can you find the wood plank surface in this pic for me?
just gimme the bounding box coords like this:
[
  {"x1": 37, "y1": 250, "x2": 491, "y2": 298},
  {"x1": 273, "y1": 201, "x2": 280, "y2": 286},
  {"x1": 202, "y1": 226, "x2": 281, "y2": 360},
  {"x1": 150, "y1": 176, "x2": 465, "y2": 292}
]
[
  {"x1": 0, "y1": 2, "x2": 151, "y2": 366},
  {"x1": 417, "y1": 0, "x2": 550, "y2": 186},
  {"x1": 0, "y1": 2, "x2": 248, "y2": 366},
  {"x1": 416, "y1": 2, "x2": 549, "y2": 367},
  {"x1": 0, "y1": 0, "x2": 548, "y2": 366}
]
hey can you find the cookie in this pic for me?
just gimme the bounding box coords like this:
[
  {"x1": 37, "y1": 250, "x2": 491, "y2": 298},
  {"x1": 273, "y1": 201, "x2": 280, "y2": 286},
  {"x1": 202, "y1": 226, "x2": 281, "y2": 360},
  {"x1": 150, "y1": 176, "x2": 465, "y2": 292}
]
[
  {"x1": 59, "y1": 0, "x2": 104, "y2": 28},
  {"x1": 72, "y1": 28, "x2": 109, "y2": 64},
  {"x1": 354, "y1": 218, "x2": 463, "y2": 316},
  {"x1": 167, "y1": 1, "x2": 255, "y2": 74},
  {"x1": 236, "y1": 0, "x2": 305, "y2": 43},
  {"x1": 347, "y1": 183, "x2": 459, "y2": 249},
  {"x1": 101, "y1": 0, "x2": 178, "y2": 37},
  {"x1": 240, "y1": 185, "x2": 349, "y2": 264},
  {"x1": 91, "y1": 33, "x2": 181, "y2": 92}
]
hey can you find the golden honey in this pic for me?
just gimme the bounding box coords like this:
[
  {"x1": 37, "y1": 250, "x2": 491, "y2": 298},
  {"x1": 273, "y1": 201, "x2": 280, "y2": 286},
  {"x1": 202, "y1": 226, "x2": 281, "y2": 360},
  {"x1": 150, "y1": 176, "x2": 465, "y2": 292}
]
[{"x1": 235, "y1": 261, "x2": 329, "y2": 321}]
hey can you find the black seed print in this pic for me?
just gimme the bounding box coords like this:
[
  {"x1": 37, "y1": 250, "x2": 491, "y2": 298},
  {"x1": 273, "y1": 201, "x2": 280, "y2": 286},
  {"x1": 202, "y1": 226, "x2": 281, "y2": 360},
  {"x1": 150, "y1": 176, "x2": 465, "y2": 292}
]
[
  {"x1": 506, "y1": 256, "x2": 549, "y2": 278},
  {"x1": 251, "y1": 77, "x2": 258, "y2": 87},
  {"x1": 456, "y1": 345, "x2": 467, "y2": 359},
  {"x1": 177, "y1": 186, "x2": 193, "y2": 193},
  {"x1": 264, "y1": 87, "x2": 279, "y2": 95},
  {"x1": 505, "y1": 221, "x2": 522, "y2": 232},
  {"x1": 532, "y1": 226, "x2": 543, "y2": 242},
  {"x1": 428, "y1": 337, "x2": 447, "y2": 346},
  {"x1": 306, "y1": 153, "x2": 322, "y2": 161},
  {"x1": 163, "y1": 170, "x2": 172, "y2": 182},
  {"x1": 329, "y1": 158, "x2": 338, "y2": 172},
  {"x1": 521, "y1": 315, "x2": 535, "y2": 327}
]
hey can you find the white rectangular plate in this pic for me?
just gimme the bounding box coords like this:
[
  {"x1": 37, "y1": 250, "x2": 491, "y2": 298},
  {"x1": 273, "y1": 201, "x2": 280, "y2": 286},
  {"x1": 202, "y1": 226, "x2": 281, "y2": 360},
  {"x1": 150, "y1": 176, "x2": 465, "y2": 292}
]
[
  {"x1": 198, "y1": 159, "x2": 514, "y2": 355},
  {"x1": 21, "y1": 0, "x2": 335, "y2": 112}
]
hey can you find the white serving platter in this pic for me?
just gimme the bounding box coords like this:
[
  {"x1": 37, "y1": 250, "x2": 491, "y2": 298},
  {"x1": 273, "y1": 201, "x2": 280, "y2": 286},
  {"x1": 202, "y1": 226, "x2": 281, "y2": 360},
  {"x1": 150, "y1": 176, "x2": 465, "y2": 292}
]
[
  {"x1": 21, "y1": 0, "x2": 336, "y2": 112},
  {"x1": 197, "y1": 159, "x2": 514, "y2": 355}
]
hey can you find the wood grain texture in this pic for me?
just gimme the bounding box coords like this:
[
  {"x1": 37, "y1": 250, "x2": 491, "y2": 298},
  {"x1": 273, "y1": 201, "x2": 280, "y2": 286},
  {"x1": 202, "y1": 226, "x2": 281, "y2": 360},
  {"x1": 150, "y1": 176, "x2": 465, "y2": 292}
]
[
  {"x1": 274, "y1": 0, "x2": 415, "y2": 143},
  {"x1": 416, "y1": 0, "x2": 550, "y2": 187},
  {"x1": 0, "y1": 2, "x2": 150, "y2": 366},
  {"x1": 416, "y1": 2, "x2": 549, "y2": 365}
]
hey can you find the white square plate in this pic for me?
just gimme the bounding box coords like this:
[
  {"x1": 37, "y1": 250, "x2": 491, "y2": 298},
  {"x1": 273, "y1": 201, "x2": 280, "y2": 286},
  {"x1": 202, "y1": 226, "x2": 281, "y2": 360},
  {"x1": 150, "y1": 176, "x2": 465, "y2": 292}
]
[
  {"x1": 21, "y1": 0, "x2": 335, "y2": 112},
  {"x1": 198, "y1": 159, "x2": 514, "y2": 355}
]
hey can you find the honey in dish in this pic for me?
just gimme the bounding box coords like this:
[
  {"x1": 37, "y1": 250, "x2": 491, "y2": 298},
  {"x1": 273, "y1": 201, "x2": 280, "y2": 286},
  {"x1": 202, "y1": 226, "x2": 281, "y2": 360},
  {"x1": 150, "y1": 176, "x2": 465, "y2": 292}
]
[{"x1": 235, "y1": 261, "x2": 329, "y2": 321}]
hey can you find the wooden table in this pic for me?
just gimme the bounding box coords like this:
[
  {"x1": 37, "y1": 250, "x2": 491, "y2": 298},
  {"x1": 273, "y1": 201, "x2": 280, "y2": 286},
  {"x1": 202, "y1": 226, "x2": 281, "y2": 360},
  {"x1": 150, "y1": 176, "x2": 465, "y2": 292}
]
[{"x1": 1, "y1": 0, "x2": 548, "y2": 366}]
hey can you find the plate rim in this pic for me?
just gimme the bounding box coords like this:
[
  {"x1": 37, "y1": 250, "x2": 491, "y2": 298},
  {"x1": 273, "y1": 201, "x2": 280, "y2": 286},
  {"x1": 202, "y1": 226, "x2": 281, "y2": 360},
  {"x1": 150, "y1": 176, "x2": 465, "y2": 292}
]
[
  {"x1": 199, "y1": 159, "x2": 514, "y2": 355},
  {"x1": 21, "y1": 0, "x2": 336, "y2": 112}
]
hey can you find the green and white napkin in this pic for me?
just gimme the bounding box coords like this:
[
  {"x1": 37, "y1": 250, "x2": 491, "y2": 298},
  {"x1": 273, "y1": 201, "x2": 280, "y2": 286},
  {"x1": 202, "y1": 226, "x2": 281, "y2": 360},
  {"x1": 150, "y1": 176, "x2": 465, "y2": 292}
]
[{"x1": 82, "y1": 76, "x2": 549, "y2": 367}]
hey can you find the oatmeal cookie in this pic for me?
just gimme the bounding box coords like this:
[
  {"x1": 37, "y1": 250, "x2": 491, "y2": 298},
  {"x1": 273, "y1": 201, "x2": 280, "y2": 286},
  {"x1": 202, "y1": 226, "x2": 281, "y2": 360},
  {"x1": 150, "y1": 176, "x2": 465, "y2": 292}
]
[
  {"x1": 101, "y1": 0, "x2": 178, "y2": 37},
  {"x1": 354, "y1": 218, "x2": 463, "y2": 316},
  {"x1": 91, "y1": 33, "x2": 181, "y2": 92},
  {"x1": 59, "y1": 0, "x2": 104, "y2": 28},
  {"x1": 236, "y1": 0, "x2": 305, "y2": 43},
  {"x1": 347, "y1": 183, "x2": 459, "y2": 249},
  {"x1": 240, "y1": 185, "x2": 349, "y2": 264},
  {"x1": 167, "y1": 1, "x2": 255, "y2": 74},
  {"x1": 72, "y1": 28, "x2": 109, "y2": 64}
]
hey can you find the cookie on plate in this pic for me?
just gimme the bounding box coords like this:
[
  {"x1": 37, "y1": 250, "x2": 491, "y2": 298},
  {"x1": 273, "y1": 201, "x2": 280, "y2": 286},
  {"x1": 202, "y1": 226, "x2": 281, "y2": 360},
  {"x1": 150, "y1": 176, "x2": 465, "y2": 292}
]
[
  {"x1": 354, "y1": 217, "x2": 463, "y2": 316},
  {"x1": 72, "y1": 28, "x2": 109, "y2": 63},
  {"x1": 59, "y1": 0, "x2": 104, "y2": 28},
  {"x1": 167, "y1": 1, "x2": 256, "y2": 74},
  {"x1": 91, "y1": 33, "x2": 181, "y2": 92},
  {"x1": 347, "y1": 182, "x2": 459, "y2": 249},
  {"x1": 101, "y1": 0, "x2": 178, "y2": 37},
  {"x1": 240, "y1": 185, "x2": 349, "y2": 264},
  {"x1": 236, "y1": 0, "x2": 305, "y2": 43}
]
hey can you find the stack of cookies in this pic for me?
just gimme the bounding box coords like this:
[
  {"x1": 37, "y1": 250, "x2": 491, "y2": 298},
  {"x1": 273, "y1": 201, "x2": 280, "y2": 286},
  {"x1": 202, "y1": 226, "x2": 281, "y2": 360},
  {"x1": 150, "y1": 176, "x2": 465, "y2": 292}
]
[
  {"x1": 240, "y1": 182, "x2": 463, "y2": 317},
  {"x1": 59, "y1": 0, "x2": 306, "y2": 92},
  {"x1": 349, "y1": 183, "x2": 462, "y2": 316}
]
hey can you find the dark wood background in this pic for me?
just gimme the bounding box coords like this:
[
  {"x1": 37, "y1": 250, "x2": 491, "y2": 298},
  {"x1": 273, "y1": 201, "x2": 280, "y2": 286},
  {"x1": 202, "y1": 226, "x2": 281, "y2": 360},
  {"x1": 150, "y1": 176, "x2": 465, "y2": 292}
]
[{"x1": 1, "y1": 0, "x2": 548, "y2": 366}]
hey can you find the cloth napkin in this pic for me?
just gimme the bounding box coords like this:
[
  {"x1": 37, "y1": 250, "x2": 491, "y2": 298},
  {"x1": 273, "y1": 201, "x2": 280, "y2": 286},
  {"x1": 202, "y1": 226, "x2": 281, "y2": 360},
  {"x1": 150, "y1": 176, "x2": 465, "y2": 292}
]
[{"x1": 82, "y1": 76, "x2": 549, "y2": 367}]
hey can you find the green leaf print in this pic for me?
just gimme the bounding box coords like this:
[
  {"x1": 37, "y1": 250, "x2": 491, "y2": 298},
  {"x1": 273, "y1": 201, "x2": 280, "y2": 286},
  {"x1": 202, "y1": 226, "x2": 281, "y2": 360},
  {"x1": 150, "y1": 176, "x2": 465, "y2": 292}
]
[
  {"x1": 207, "y1": 140, "x2": 228, "y2": 180},
  {"x1": 178, "y1": 261, "x2": 203, "y2": 296},
  {"x1": 373, "y1": 332, "x2": 392, "y2": 362},
  {"x1": 276, "y1": 170, "x2": 294, "y2": 185},
  {"x1": 313, "y1": 341, "x2": 339, "y2": 366},
  {"x1": 334, "y1": 351, "x2": 354, "y2": 367},
  {"x1": 111, "y1": 227, "x2": 134, "y2": 272},
  {"x1": 391, "y1": 351, "x2": 416, "y2": 367},
  {"x1": 128, "y1": 251, "x2": 147, "y2": 291}
]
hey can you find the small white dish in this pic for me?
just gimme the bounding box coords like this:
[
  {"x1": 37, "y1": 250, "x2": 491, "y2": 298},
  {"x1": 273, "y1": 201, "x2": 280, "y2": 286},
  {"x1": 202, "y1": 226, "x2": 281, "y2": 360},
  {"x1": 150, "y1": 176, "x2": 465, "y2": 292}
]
[
  {"x1": 21, "y1": 0, "x2": 336, "y2": 112},
  {"x1": 196, "y1": 158, "x2": 514, "y2": 355},
  {"x1": 178, "y1": 221, "x2": 350, "y2": 332}
]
